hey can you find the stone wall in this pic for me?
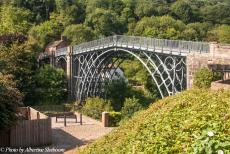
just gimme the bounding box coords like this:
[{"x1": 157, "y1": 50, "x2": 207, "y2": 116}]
[
  {"x1": 186, "y1": 53, "x2": 210, "y2": 88},
  {"x1": 186, "y1": 43, "x2": 230, "y2": 88}
]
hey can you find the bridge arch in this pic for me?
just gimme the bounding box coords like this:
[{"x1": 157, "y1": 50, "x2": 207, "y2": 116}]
[
  {"x1": 56, "y1": 56, "x2": 67, "y2": 73},
  {"x1": 73, "y1": 47, "x2": 186, "y2": 103},
  {"x1": 52, "y1": 35, "x2": 210, "y2": 103}
]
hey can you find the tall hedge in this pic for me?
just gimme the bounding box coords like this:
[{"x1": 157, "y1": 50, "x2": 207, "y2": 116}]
[{"x1": 0, "y1": 74, "x2": 23, "y2": 132}]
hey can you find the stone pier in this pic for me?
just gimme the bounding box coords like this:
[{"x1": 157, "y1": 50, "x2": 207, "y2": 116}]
[{"x1": 186, "y1": 42, "x2": 230, "y2": 88}]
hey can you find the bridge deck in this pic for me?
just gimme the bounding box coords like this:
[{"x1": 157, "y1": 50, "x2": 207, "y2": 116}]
[{"x1": 55, "y1": 35, "x2": 210, "y2": 57}]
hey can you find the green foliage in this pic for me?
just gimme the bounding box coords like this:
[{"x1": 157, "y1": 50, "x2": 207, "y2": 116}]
[
  {"x1": 0, "y1": 43, "x2": 38, "y2": 105},
  {"x1": 9, "y1": 0, "x2": 55, "y2": 23},
  {"x1": 120, "y1": 59, "x2": 148, "y2": 85},
  {"x1": 52, "y1": 0, "x2": 85, "y2": 26},
  {"x1": 29, "y1": 20, "x2": 63, "y2": 48},
  {"x1": 62, "y1": 24, "x2": 95, "y2": 45},
  {"x1": 134, "y1": 0, "x2": 155, "y2": 19},
  {"x1": 192, "y1": 130, "x2": 230, "y2": 153},
  {"x1": 193, "y1": 68, "x2": 221, "y2": 89},
  {"x1": 1, "y1": 0, "x2": 230, "y2": 110},
  {"x1": 81, "y1": 97, "x2": 113, "y2": 120},
  {"x1": 108, "y1": 111, "x2": 121, "y2": 127},
  {"x1": 200, "y1": 2, "x2": 230, "y2": 25},
  {"x1": 79, "y1": 89, "x2": 230, "y2": 153},
  {"x1": 208, "y1": 25, "x2": 230, "y2": 44},
  {"x1": 0, "y1": 5, "x2": 32, "y2": 34},
  {"x1": 171, "y1": 0, "x2": 193, "y2": 23},
  {"x1": 144, "y1": 76, "x2": 161, "y2": 99},
  {"x1": 131, "y1": 16, "x2": 186, "y2": 40},
  {"x1": 85, "y1": 8, "x2": 125, "y2": 36},
  {"x1": 0, "y1": 74, "x2": 23, "y2": 132},
  {"x1": 121, "y1": 97, "x2": 143, "y2": 119},
  {"x1": 34, "y1": 65, "x2": 67, "y2": 105},
  {"x1": 134, "y1": 0, "x2": 171, "y2": 19},
  {"x1": 183, "y1": 22, "x2": 211, "y2": 41},
  {"x1": 105, "y1": 79, "x2": 131, "y2": 111}
]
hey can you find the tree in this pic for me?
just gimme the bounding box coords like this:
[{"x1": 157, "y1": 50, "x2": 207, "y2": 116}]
[
  {"x1": 130, "y1": 16, "x2": 186, "y2": 40},
  {"x1": 171, "y1": 0, "x2": 194, "y2": 23},
  {"x1": 0, "y1": 33, "x2": 27, "y2": 47},
  {"x1": 182, "y1": 22, "x2": 211, "y2": 41},
  {"x1": 85, "y1": 8, "x2": 125, "y2": 36},
  {"x1": 11, "y1": 0, "x2": 55, "y2": 23},
  {"x1": 0, "y1": 43, "x2": 38, "y2": 105},
  {"x1": 34, "y1": 65, "x2": 67, "y2": 105},
  {"x1": 62, "y1": 24, "x2": 95, "y2": 45},
  {"x1": 134, "y1": 0, "x2": 155, "y2": 19},
  {"x1": 207, "y1": 25, "x2": 230, "y2": 44},
  {"x1": 53, "y1": 0, "x2": 86, "y2": 26},
  {"x1": 200, "y1": 3, "x2": 230, "y2": 25},
  {"x1": 120, "y1": 59, "x2": 148, "y2": 85},
  {"x1": 85, "y1": 0, "x2": 109, "y2": 14},
  {"x1": 0, "y1": 74, "x2": 23, "y2": 132},
  {"x1": 28, "y1": 20, "x2": 63, "y2": 48},
  {"x1": 105, "y1": 79, "x2": 132, "y2": 111},
  {"x1": 0, "y1": 5, "x2": 32, "y2": 34}
]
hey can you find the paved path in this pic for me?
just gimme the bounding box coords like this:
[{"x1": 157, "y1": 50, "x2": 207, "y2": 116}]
[{"x1": 48, "y1": 113, "x2": 113, "y2": 154}]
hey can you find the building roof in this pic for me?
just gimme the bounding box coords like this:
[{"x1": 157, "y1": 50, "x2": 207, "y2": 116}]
[{"x1": 46, "y1": 40, "x2": 64, "y2": 49}]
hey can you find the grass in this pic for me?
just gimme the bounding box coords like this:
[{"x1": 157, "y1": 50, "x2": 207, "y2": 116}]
[{"x1": 78, "y1": 89, "x2": 230, "y2": 154}]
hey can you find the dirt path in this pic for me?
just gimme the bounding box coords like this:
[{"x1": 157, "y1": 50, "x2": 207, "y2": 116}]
[{"x1": 48, "y1": 114, "x2": 113, "y2": 154}]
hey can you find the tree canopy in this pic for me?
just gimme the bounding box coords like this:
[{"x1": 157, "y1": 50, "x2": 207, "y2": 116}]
[{"x1": 0, "y1": 0, "x2": 230, "y2": 129}]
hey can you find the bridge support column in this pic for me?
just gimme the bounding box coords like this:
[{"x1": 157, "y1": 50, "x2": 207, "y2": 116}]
[
  {"x1": 186, "y1": 53, "x2": 211, "y2": 88},
  {"x1": 67, "y1": 46, "x2": 73, "y2": 100},
  {"x1": 50, "y1": 50, "x2": 56, "y2": 67}
]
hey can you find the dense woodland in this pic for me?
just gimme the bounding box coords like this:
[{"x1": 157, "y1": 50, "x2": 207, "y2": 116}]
[{"x1": 0, "y1": 0, "x2": 230, "y2": 131}]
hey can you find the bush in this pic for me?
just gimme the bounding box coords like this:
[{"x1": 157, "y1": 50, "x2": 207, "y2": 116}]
[
  {"x1": 81, "y1": 97, "x2": 113, "y2": 120},
  {"x1": 108, "y1": 112, "x2": 121, "y2": 127},
  {"x1": 79, "y1": 89, "x2": 230, "y2": 153},
  {"x1": 0, "y1": 74, "x2": 23, "y2": 132},
  {"x1": 193, "y1": 68, "x2": 221, "y2": 88},
  {"x1": 105, "y1": 79, "x2": 132, "y2": 111},
  {"x1": 34, "y1": 65, "x2": 67, "y2": 105},
  {"x1": 121, "y1": 97, "x2": 143, "y2": 119}
]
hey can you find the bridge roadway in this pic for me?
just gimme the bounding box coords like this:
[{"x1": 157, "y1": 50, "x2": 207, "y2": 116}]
[{"x1": 55, "y1": 35, "x2": 210, "y2": 57}]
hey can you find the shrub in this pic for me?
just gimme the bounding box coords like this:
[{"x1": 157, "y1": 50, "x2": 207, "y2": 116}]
[
  {"x1": 108, "y1": 112, "x2": 121, "y2": 127},
  {"x1": 121, "y1": 97, "x2": 143, "y2": 119},
  {"x1": 0, "y1": 74, "x2": 23, "y2": 132},
  {"x1": 81, "y1": 97, "x2": 113, "y2": 120},
  {"x1": 105, "y1": 79, "x2": 132, "y2": 111},
  {"x1": 193, "y1": 68, "x2": 221, "y2": 88},
  {"x1": 79, "y1": 89, "x2": 230, "y2": 153},
  {"x1": 34, "y1": 65, "x2": 67, "y2": 105}
]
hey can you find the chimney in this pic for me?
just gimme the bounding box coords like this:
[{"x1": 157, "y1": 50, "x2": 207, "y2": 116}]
[{"x1": 61, "y1": 35, "x2": 67, "y2": 41}]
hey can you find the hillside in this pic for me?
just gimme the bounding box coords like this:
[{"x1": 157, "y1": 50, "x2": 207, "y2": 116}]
[{"x1": 79, "y1": 89, "x2": 230, "y2": 153}]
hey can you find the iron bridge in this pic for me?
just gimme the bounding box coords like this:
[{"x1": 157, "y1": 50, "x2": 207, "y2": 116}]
[{"x1": 54, "y1": 35, "x2": 210, "y2": 103}]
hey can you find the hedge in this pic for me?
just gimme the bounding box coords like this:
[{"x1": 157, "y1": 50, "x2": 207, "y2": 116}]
[{"x1": 79, "y1": 89, "x2": 230, "y2": 153}]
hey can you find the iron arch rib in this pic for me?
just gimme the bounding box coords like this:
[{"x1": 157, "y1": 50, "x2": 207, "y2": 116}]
[{"x1": 73, "y1": 47, "x2": 186, "y2": 103}]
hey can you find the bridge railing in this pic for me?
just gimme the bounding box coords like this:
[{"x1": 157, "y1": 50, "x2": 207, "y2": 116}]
[
  {"x1": 56, "y1": 35, "x2": 210, "y2": 57},
  {"x1": 55, "y1": 47, "x2": 67, "y2": 57}
]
